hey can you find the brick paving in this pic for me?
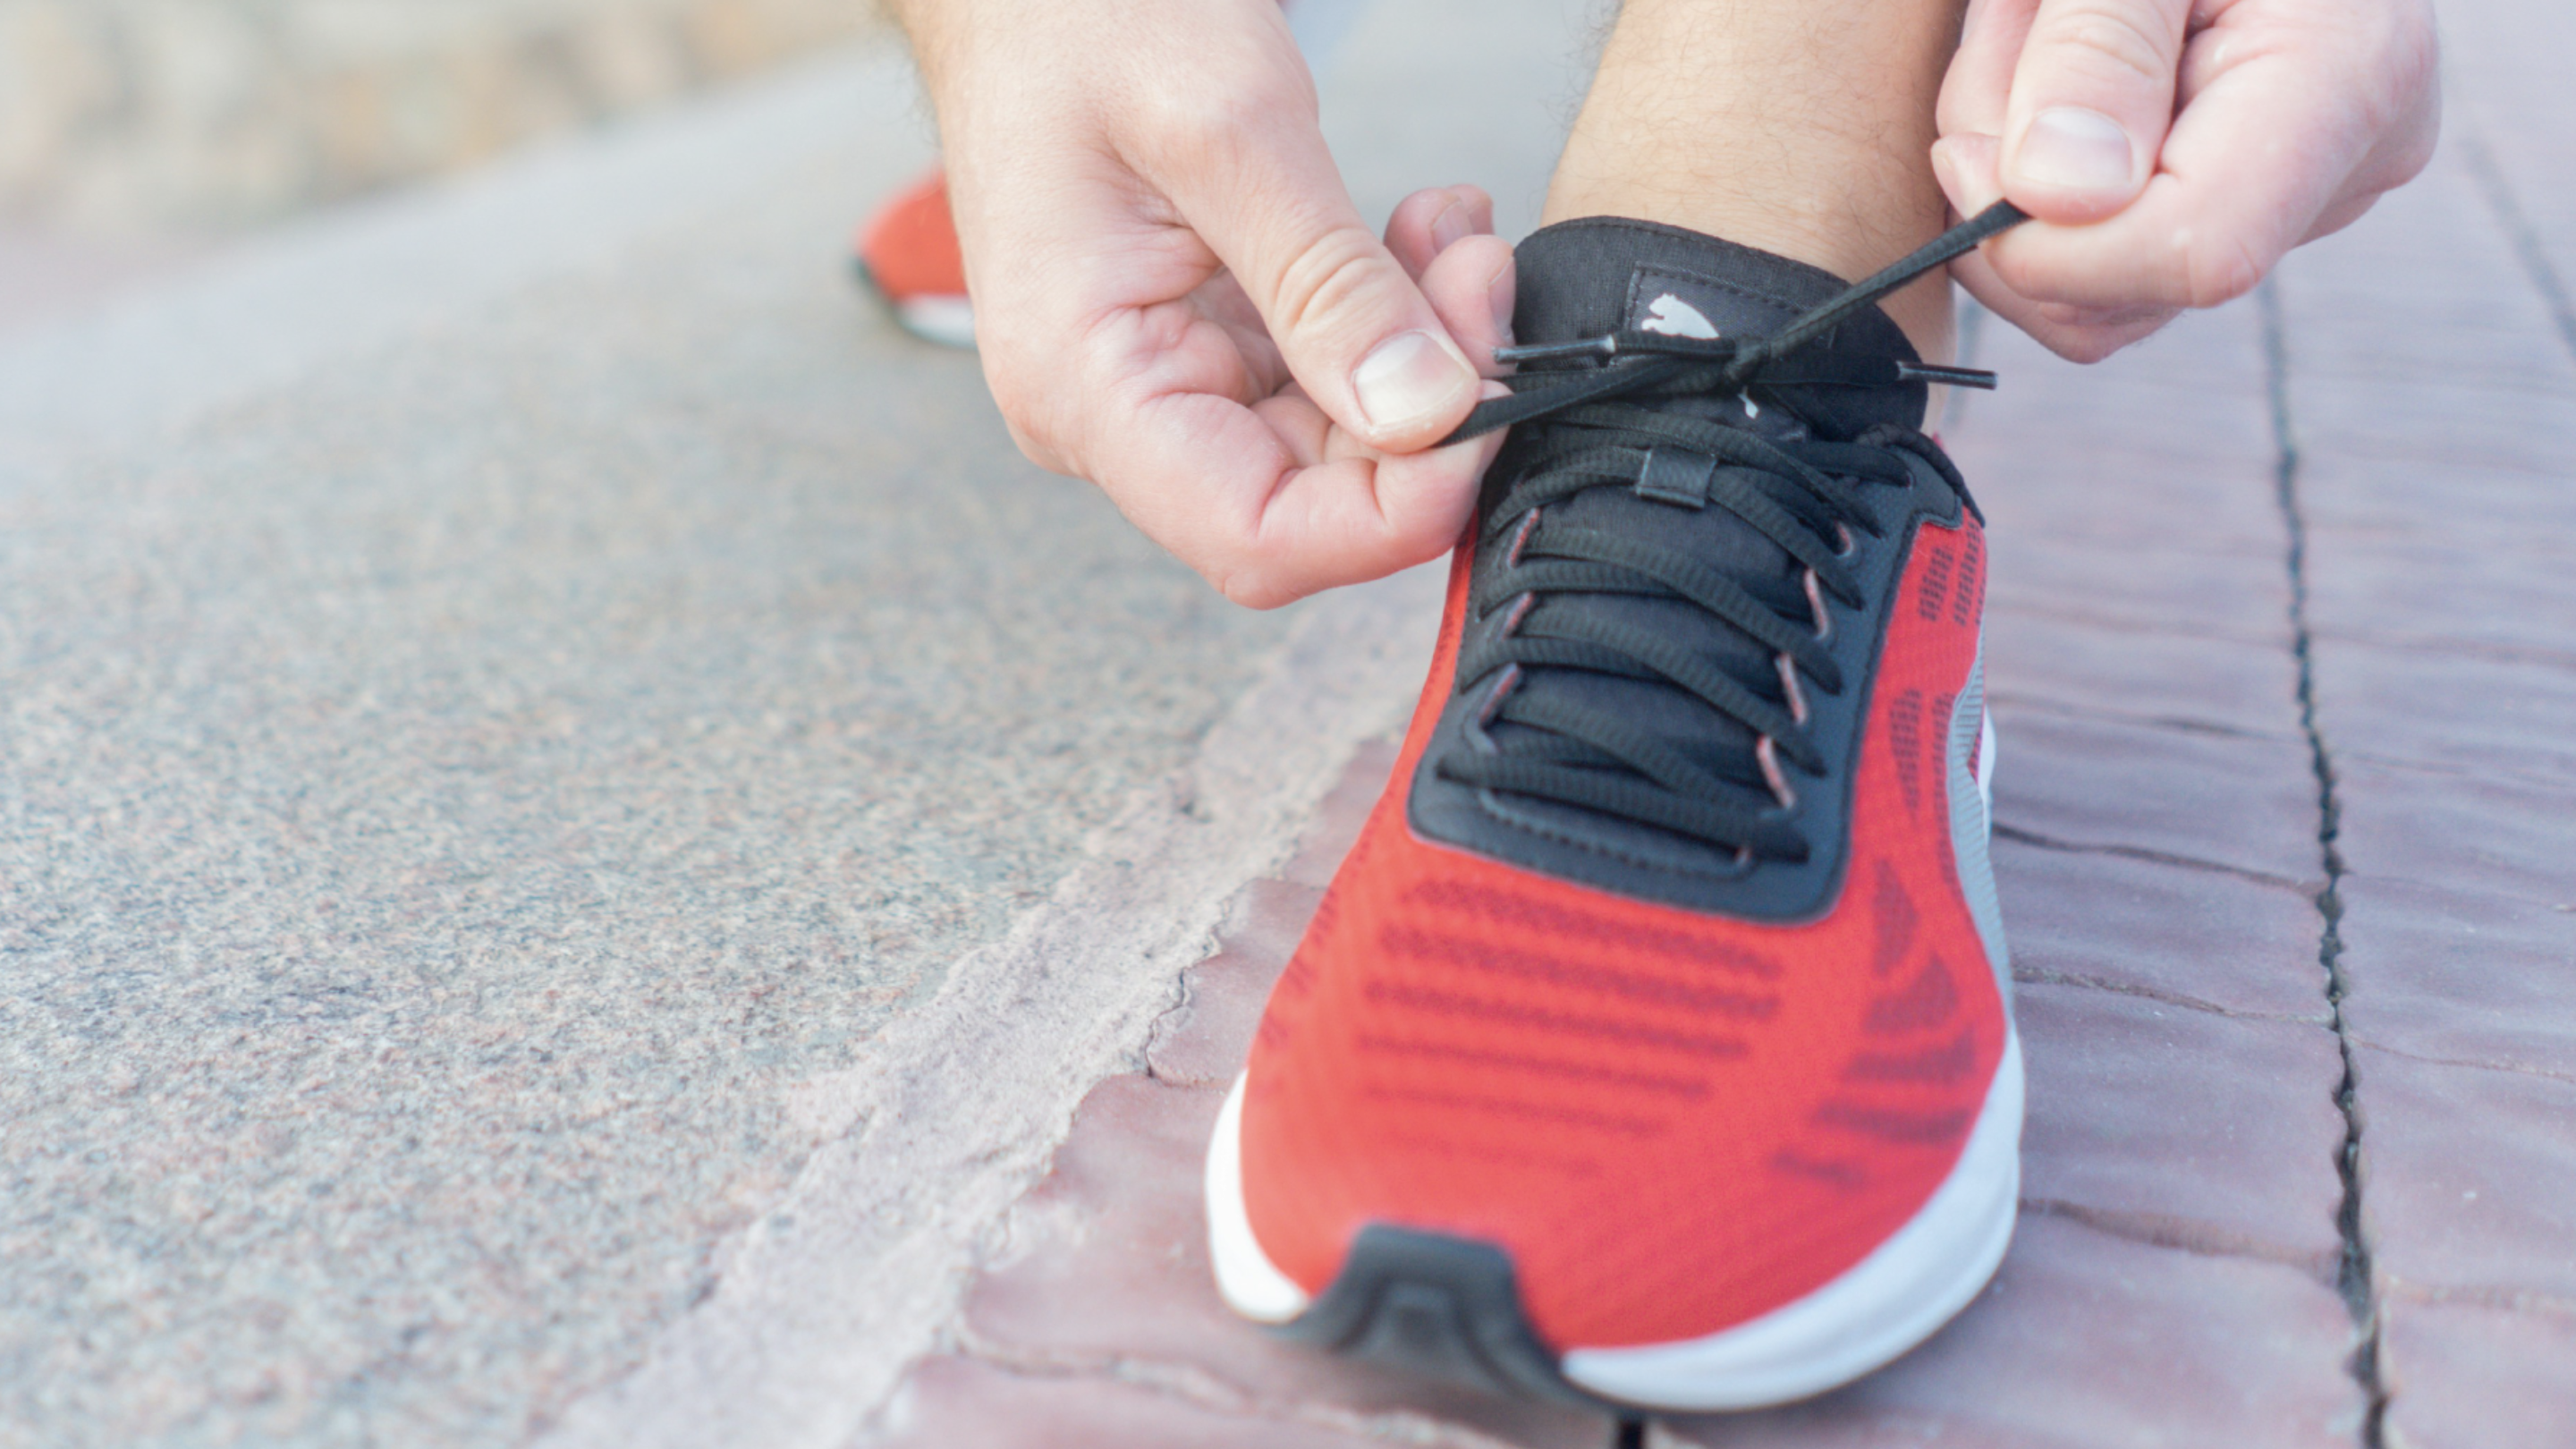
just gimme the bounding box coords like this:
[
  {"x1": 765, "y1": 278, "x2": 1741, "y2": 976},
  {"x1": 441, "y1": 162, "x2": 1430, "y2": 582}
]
[{"x1": 857, "y1": 20, "x2": 2576, "y2": 1438}]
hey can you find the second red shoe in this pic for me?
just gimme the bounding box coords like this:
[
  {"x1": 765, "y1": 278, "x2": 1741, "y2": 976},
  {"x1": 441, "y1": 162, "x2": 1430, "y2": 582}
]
[{"x1": 852, "y1": 167, "x2": 974, "y2": 349}]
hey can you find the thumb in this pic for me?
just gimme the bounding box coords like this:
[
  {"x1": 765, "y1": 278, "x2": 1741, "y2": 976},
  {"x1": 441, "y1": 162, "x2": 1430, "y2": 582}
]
[
  {"x1": 1169, "y1": 124, "x2": 1482, "y2": 453},
  {"x1": 2001, "y1": 0, "x2": 2192, "y2": 224}
]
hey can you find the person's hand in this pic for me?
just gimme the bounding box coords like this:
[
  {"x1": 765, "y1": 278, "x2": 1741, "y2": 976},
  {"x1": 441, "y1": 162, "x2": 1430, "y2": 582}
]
[
  {"x1": 896, "y1": 0, "x2": 1514, "y2": 608},
  {"x1": 1932, "y1": 0, "x2": 2440, "y2": 360}
]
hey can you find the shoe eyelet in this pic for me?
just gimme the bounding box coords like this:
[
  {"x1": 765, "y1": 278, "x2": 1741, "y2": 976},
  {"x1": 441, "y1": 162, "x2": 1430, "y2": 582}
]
[
  {"x1": 1775, "y1": 654, "x2": 1810, "y2": 725},
  {"x1": 1756, "y1": 735, "x2": 1799, "y2": 809}
]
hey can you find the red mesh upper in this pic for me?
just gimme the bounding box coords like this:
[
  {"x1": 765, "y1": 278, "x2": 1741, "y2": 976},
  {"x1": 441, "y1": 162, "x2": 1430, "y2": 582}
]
[{"x1": 1239, "y1": 512, "x2": 2004, "y2": 1351}]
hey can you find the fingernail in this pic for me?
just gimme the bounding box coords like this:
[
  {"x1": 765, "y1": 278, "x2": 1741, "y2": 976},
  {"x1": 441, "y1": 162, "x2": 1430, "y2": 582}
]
[
  {"x1": 1485, "y1": 262, "x2": 1516, "y2": 342},
  {"x1": 1353, "y1": 330, "x2": 1474, "y2": 430},
  {"x1": 2011, "y1": 107, "x2": 2136, "y2": 193},
  {"x1": 1429, "y1": 196, "x2": 1474, "y2": 252}
]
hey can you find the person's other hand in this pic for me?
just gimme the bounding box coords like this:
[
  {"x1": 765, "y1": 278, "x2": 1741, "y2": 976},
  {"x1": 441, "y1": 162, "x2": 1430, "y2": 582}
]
[
  {"x1": 1933, "y1": 0, "x2": 2440, "y2": 360},
  {"x1": 898, "y1": 0, "x2": 1514, "y2": 607}
]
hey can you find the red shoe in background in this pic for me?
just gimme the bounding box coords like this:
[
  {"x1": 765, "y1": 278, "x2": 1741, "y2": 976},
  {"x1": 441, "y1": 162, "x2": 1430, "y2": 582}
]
[
  {"x1": 852, "y1": 166, "x2": 973, "y2": 349},
  {"x1": 1205, "y1": 213, "x2": 2023, "y2": 1415},
  {"x1": 846, "y1": 2, "x2": 1365, "y2": 352}
]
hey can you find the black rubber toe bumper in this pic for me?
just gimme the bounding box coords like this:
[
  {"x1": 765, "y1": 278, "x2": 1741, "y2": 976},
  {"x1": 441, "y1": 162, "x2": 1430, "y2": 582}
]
[{"x1": 1270, "y1": 1225, "x2": 1614, "y2": 1411}]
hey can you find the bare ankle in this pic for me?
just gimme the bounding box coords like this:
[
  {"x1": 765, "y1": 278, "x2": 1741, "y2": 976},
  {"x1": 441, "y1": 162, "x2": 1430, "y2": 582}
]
[{"x1": 1543, "y1": 0, "x2": 1965, "y2": 362}]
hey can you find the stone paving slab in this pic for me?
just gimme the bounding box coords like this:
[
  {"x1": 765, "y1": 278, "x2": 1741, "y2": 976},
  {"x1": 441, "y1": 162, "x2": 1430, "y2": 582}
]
[
  {"x1": 2272, "y1": 9, "x2": 2576, "y2": 1430},
  {"x1": 2016, "y1": 983, "x2": 2343, "y2": 1266},
  {"x1": 1984, "y1": 710, "x2": 2321, "y2": 886},
  {"x1": 2348, "y1": 1046, "x2": 2576, "y2": 1302},
  {"x1": 2334, "y1": 879, "x2": 2576, "y2": 1077},
  {"x1": 1981, "y1": 612, "x2": 2304, "y2": 740},
  {"x1": 2377, "y1": 1298, "x2": 2576, "y2": 1449},
  {"x1": 1995, "y1": 838, "x2": 2330, "y2": 1022}
]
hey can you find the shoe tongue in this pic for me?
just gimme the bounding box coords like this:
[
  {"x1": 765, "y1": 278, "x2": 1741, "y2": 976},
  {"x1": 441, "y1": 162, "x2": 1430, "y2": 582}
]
[{"x1": 1508, "y1": 216, "x2": 1928, "y2": 439}]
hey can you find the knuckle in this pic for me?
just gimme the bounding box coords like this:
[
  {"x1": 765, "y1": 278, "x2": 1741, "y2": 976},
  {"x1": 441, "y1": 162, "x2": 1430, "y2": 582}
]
[
  {"x1": 1131, "y1": 65, "x2": 1314, "y2": 177},
  {"x1": 979, "y1": 349, "x2": 1075, "y2": 472},
  {"x1": 2181, "y1": 230, "x2": 2264, "y2": 309},
  {"x1": 1267, "y1": 225, "x2": 1394, "y2": 343},
  {"x1": 2034, "y1": 0, "x2": 2178, "y2": 88},
  {"x1": 2051, "y1": 332, "x2": 2123, "y2": 364},
  {"x1": 1213, "y1": 558, "x2": 1295, "y2": 610},
  {"x1": 980, "y1": 357, "x2": 1044, "y2": 436}
]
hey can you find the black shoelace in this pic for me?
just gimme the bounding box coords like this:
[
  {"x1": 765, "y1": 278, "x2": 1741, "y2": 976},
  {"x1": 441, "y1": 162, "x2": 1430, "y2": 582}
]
[{"x1": 1433, "y1": 203, "x2": 2027, "y2": 871}]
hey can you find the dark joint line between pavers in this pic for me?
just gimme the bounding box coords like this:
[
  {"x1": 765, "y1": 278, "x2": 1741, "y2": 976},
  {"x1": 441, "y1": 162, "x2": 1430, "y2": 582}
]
[
  {"x1": 2012, "y1": 965, "x2": 2332, "y2": 1026},
  {"x1": 2343, "y1": 1034, "x2": 2576, "y2": 1091},
  {"x1": 1987, "y1": 821, "x2": 2318, "y2": 894},
  {"x1": 2377, "y1": 1275, "x2": 2576, "y2": 1326},
  {"x1": 2017, "y1": 1197, "x2": 2343, "y2": 1284},
  {"x1": 2304, "y1": 626, "x2": 2576, "y2": 678},
  {"x1": 2326, "y1": 745, "x2": 2576, "y2": 801},
  {"x1": 953, "y1": 1330, "x2": 1530, "y2": 1448},
  {"x1": 1981, "y1": 690, "x2": 2299, "y2": 745},
  {"x1": 2458, "y1": 125, "x2": 2576, "y2": 371},
  {"x1": 1982, "y1": 599, "x2": 2293, "y2": 650},
  {"x1": 2263, "y1": 279, "x2": 2392, "y2": 1449}
]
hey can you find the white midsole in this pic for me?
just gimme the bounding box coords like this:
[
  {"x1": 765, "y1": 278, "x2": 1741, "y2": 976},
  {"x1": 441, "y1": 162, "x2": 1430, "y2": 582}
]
[
  {"x1": 892, "y1": 293, "x2": 975, "y2": 350},
  {"x1": 1205, "y1": 1075, "x2": 1313, "y2": 1324},
  {"x1": 1203, "y1": 1037, "x2": 2023, "y2": 1411}
]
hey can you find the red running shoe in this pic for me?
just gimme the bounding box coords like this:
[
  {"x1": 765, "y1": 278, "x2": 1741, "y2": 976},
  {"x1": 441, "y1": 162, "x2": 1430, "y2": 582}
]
[
  {"x1": 852, "y1": 166, "x2": 973, "y2": 349},
  {"x1": 1206, "y1": 211, "x2": 2025, "y2": 1413}
]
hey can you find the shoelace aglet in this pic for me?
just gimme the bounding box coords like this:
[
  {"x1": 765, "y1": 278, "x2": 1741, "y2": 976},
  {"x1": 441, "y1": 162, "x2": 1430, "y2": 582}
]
[
  {"x1": 1494, "y1": 335, "x2": 1620, "y2": 365},
  {"x1": 1895, "y1": 360, "x2": 1999, "y2": 390}
]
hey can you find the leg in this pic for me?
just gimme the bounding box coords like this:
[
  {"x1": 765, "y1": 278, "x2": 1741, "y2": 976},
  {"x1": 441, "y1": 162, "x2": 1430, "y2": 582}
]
[{"x1": 1546, "y1": 0, "x2": 1966, "y2": 360}]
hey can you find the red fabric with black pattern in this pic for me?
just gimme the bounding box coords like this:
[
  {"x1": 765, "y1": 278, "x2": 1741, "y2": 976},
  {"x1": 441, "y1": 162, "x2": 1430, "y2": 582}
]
[{"x1": 1239, "y1": 511, "x2": 2002, "y2": 1351}]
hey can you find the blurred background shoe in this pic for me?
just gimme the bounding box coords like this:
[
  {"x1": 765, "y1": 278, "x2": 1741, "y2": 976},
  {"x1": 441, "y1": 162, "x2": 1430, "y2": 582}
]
[
  {"x1": 852, "y1": 166, "x2": 972, "y2": 348},
  {"x1": 845, "y1": 0, "x2": 1372, "y2": 350}
]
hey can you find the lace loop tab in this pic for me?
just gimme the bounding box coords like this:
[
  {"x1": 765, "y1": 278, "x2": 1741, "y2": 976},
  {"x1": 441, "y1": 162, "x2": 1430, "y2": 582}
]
[{"x1": 1635, "y1": 446, "x2": 1716, "y2": 508}]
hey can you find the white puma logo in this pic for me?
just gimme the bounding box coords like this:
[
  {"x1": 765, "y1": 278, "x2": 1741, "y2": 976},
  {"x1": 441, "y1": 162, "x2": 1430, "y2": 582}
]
[{"x1": 1640, "y1": 293, "x2": 1719, "y2": 340}]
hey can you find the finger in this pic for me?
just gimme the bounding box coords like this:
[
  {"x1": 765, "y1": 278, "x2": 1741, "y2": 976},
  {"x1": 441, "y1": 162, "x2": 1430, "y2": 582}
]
[
  {"x1": 1979, "y1": 28, "x2": 2427, "y2": 313},
  {"x1": 1095, "y1": 377, "x2": 1504, "y2": 608},
  {"x1": 1949, "y1": 242, "x2": 2179, "y2": 361},
  {"x1": 1151, "y1": 101, "x2": 1483, "y2": 454},
  {"x1": 1385, "y1": 185, "x2": 1495, "y2": 282},
  {"x1": 1938, "y1": 0, "x2": 2039, "y2": 140},
  {"x1": 1998, "y1": 0, "x2": 2194, "y2": 223},
  {"x1": 1936, "y1": 132, "x2": 2178, "y2": 360},
  {"x1": 1929, "y1": 131, "x2": 2009, "y2": 235},
  {"x1": 1416, "y1": 232, "x2": 1518, "y2": 377},
  {"x1": 1190, "y1": 235, "x2": 1514, "y2": 602}
]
